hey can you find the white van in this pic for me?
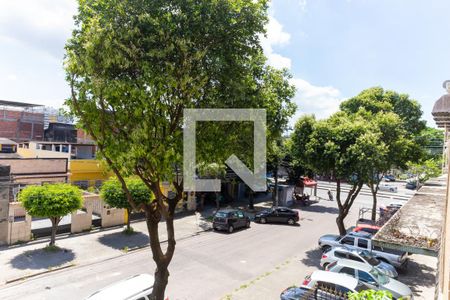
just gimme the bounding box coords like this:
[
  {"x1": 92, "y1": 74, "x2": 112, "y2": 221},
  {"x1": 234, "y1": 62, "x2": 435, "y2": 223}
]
[{"x1": 85, "y1": 274, "x2": 154, "y2": 300}]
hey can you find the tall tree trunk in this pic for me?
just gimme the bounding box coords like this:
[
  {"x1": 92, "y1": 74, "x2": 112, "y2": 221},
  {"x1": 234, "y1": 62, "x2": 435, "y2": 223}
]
[
  {"x1": 146, "y1": 213, "x2": 168, "y2": 300},
  {"x1": 336, "y1": 215, "x2": 346, "y2": 236},
  {"x1": 49, "y1": 217, "x2": 60, "y2": 246},
  {"x1": 215, "y1": 192, "x2": 220, "y2": 212},
  {"x1": 273, "y1": 168, "x2": 279, "y2": 207},
  {"x1": 126, "y1": 208, "x2": 131, "y2": 231},
  {"x1": 248, "y1": 190, "x2": 254, "y2": 210},
  {"x1": 335, "y1": 180, "x2": 363, "y2": 236},
  {"x1": 370, "y1": 184, "x2": 377, "y2": 221}
]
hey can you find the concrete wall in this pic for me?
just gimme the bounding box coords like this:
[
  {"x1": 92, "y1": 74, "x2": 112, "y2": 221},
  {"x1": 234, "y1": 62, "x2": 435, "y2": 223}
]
[
  {"x1": 84, "y1": 193, "x2": 125, "y2": 228},
  {"x1": 0, "y1": 158, "x2": 68, "y2": 174},
  {"x1": 18, "y1": 147, "x2": 70, "y2": 159},
  {"x1": 4, "y1": 202, "x2": 32, "y2": 245},
  {"x1": 71, "y1": 199, "x2": 93, "y2": 234}
]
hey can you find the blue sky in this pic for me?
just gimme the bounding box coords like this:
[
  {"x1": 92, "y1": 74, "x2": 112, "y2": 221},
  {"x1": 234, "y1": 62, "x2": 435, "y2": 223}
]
[{"x1": 1, "y1": 0, "x2": 449, "y2": 127}]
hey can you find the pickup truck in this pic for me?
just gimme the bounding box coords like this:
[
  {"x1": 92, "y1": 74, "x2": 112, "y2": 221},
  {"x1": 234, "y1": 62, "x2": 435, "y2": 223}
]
[{"x1": 318, "y1": 232, "x2": 408, "y2": 269}]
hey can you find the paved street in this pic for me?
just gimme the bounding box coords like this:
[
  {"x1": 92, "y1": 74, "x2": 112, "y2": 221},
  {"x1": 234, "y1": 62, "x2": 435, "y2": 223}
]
[{"x1": 0, "y1": 188, "x2": 437, "y2": 300}]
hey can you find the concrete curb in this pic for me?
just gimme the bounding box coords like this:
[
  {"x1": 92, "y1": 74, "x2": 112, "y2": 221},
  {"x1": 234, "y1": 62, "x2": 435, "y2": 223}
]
[
  {"x1": 1, "y1": 226, "x2": 213, "y2": 287},
  {"x1": 4, "y1": 263, "x2": 76, "y2": 285}
]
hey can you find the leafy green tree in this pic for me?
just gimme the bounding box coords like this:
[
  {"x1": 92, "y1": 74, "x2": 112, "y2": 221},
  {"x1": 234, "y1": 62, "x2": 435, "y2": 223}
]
[
  {"x1": 407, "y1": 158, "x2": 442, "y2": 183},
  {"x1": 340, "y1": 87, "x2": 426, "y2": 137},
  {"x1": 340, "y1": 88, "x2": 427, "y2": 220},
  {"x1": 19, "y1": 184, "x2": 83, "y2": 246},
  {"x1": 65, "y1": 1, "x2": 294, "y2": 298},
  {"x1": 348, "y1": 289, "x2": 393, "y2": 300},
  {"x1": 101, "y1": 178, "x2": 153, "y2": 232},
  {"x1": 197, "y1": 163, "x2": 226, "y2": 210},
  {"x1": 358, "y1": 111, "x2": 414, "y2": 220},
  {"x1": 291, "y1": 112, "x2": 380, "y2": 235},
  {"x1": 418, "y1": 127, "x2": 444, "y2": 159}
]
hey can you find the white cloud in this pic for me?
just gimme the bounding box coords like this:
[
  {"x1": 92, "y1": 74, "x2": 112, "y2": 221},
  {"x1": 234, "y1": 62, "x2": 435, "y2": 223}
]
[
  {"x1": 0, "y1": 0, "x2": 77, "y2": 59},
  {"x1": 6, "y1": 74, "x2": 17, "y2": 81},
  {"x1": 289, "y1": 78, "x2": 345, "y2": 126},
  {"x1": 261, "y1": 16, "x2": 292, "y2": 69}
]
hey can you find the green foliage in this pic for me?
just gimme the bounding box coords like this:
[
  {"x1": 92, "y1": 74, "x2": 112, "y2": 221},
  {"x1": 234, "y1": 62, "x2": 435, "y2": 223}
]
[
  {"x1": 198, "y1": 163, "x2": 226, "y2": 179},
  {"x1": 65, "y1": 0, "x2": 294, "y2": 184},
  {"x1": 407, "y1": 158, "x2": 442, "y2": 183},
  {"x1": 348, "y1": 289, "x2": 393, "y2": 300},
  {"x1": 297, "y1": 112, "x2": 378, "y2": 181},
  {"x1": 418, "y1": 127, "x2": 444, "y2": 159},
  {"x1": 340, "y1": 87, "x2": 426, "y2": 136},
  {"x1": 19, "y1": 184, "x2": 83, "y2": 218},
  {"x1": 101, "y1": 177, "x2": 153, "y2": 210}
]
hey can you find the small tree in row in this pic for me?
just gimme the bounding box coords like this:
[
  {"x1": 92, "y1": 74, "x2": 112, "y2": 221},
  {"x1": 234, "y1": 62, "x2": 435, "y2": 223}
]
[
  {"x1": 101, "y1": 177, "x2": 153, "y2": 233},
  {"x1": 19, "y1": 183, "x2": 83, "y2": 247}
]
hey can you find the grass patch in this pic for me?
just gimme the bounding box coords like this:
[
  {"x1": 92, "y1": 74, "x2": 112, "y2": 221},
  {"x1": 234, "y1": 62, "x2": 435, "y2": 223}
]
[
  {"x1": 122, "y1": 227, "x2": 136, "y2": 235},
  {"x1": 44, "y1": 245, "x2": 62, "y2": 252},
  {"x1": 122, "y1": 246, "x2": 129, "y2": 253}
]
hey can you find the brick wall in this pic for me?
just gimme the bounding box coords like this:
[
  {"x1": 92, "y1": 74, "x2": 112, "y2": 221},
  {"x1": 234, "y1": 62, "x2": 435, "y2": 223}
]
[{"x1": 0, "y1": 109, "x2": 44, "y2": 141}]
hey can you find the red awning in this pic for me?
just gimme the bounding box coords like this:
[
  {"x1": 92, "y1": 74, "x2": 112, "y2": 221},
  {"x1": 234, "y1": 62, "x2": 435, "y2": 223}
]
[{"x1": 302, "y1": 178, "x2": 317, "y2": 187}]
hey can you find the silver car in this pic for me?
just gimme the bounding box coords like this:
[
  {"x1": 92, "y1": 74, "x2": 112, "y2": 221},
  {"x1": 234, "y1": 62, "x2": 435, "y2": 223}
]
[
  {"x1": 327, "y1": 259, "x2": 413, "y2": 299},
  {"x1": 320, "y1": 247, "x2": 398, "y2": 278}
]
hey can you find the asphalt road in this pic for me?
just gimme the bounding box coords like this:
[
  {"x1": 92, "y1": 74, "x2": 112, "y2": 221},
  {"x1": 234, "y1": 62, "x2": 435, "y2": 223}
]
[{"x1": 0, "y1": 188, "x2": 410, "y2": 300}]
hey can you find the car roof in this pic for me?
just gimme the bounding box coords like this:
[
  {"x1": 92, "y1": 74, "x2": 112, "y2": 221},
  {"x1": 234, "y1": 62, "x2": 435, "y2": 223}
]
[
  {"x1": 310, "y1": 270, "x2": 359, "y2": 289},
  {"x1": 85, "y1": 274, "x2": 154, "y2": 300},
  {"x1": 333, "y1": 259, "x2": 373, "y2": 272}
]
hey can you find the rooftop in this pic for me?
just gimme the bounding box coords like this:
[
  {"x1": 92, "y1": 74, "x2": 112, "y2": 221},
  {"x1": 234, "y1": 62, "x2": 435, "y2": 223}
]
[
  {"x1": 373, "y1": 175, "x2": 447, "y2": 256},
  {"x1": 0, "y1": 138, "x2": 17, "y2": 145},
  {"x1": 0, "y1": 99, "x2": 44, "y2": 108}
]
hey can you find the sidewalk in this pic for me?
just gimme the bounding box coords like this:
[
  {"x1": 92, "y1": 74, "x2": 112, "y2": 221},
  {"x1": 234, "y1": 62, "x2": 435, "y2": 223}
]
[{"x1": 0, "y1": 208, "x2": 215, "y2": 286}]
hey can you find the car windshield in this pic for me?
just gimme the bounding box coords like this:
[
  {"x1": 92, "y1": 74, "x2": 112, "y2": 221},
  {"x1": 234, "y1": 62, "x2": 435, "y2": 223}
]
[
  {"x1": 215, "y1": 212, "x2": 228, "y2": 218},
  {"x1": 369, "y1": 267, "x2": 389, "y2": 285},
  {"x1": 360, "y1": 251, "x2": 380, "y2": 265}
]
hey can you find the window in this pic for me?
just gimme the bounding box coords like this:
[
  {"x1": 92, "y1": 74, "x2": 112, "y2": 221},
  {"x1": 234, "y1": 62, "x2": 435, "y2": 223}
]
[
  {"x1": 340, "y1": 236, "x2": 355, "y2": 246},
  {"x1": 340, "y1": 267, "x2": 355, "y2": 276},
  {"x1": 237, "y1": 211, "x2": 244, "y2": 218},
  {"x1": 334, "y1": 251, "x2": 347, "y2": 259},
  {"x1": 357, "y1": 270, "x2": 377, "y2": 285},
  {"x1": 348, "y1": 254, "x2": 364, "y2": 263},
  {"x1": 357, "y1": 239, "x2": 369, "y2": 249}
]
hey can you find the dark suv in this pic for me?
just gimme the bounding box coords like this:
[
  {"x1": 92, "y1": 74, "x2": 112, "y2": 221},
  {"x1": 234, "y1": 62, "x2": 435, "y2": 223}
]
[
  {"x1": 254, "y1": 207, "x2": 299, "y2": 225},
  {"x1": 212, "y1": 209, "x2": 250, "y2": 233}
]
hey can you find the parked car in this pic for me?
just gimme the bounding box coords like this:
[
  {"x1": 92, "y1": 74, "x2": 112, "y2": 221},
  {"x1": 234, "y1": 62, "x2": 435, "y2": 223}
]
[
  {"x1": 280, "y1": 285, "x2": 352, "y2": 300},
  {"x1": 85, "y1": 274, "x2": 154, "y2": 300},
  {"x1": 254, "y1": 207, "x2": 299, "y2": 225},
  {"x1": 280, "y1": 286, "x2": 312, "y2": 300},
  {"x1": 383, "y1": 175, "x2": 396, "y2": 182},
  {"x1": 212, "y1": 209, "x2": 250, "y2": 233},
  {"x1": 318, "y1": 232, "x2": 408, "y2": 269},
  {"x1": 405, "y1": 181, "x2": 417, "y2": 190},
  {"x1": 378, "y1": 183, "x2": 398, "y2": 193},
  {"x1": 301, "y1": 270, "x2": 368, "y2": 295},
  {"x1": 320, "y1": 247, "x2": 398, "y2": 278},
  {"x1": 327, "y1": 259, "x2": 413, "y2": 299},
  {"x1": 353, "y1": 224, "x2": 381, "y2": 235}
]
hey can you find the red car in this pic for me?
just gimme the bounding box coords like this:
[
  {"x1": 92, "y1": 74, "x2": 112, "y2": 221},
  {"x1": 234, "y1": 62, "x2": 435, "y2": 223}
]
[{"x1": 353, "y1": 224, "x2": 380, "y2": 235}]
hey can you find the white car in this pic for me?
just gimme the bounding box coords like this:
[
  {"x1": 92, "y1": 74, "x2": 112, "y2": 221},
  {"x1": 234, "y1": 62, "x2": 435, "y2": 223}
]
[
  {"x1": 378, "y1": 183, "x2": 398, "y2": 193},
  {"x1": 85, "y1": 274, "x2": 154, "y2": 300},
  {"x1": 302, "y1": 270, "x2": 367, "y2": 295},
  {"x1": 320, "y1": 247, "x2": 398, "y2": 278},
  {"x1": 327, "y1": 259, "x2": 413, "y2": 299}
]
